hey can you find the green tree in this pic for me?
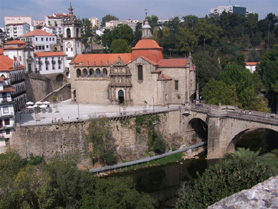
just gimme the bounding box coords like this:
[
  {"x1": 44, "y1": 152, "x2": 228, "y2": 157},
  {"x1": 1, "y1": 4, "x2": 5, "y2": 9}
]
[
  {"x1": 176, "y1": 27, "x2": 198, "y2": 55},
  {"x1": 201, "y1": 79, "x2": 239, "y2": 106},
  {"x1": 81, "y1": 177, "x2": 154, "y2": 209},
  {"x1": 221, "y1": 63, "x2": 255, "y2": 108},
  {"x1": 81, "y1": 18, "x2": 93, "y2": 50},
  {"x1": 193, "y1": 51, "x2": 221, "y2": 91},
  {"x1": 259, "y1": 45, "x2": 278, "y2": 112},
  {"x1": 101, "y1": 14, "x2": 119, "y2": 27},
  {"x1": 110, "y1": 39, "x2": 131, "y2": 53},
  {"x1": 176, "y1": 148, "x2": 278, "y2": 209}
]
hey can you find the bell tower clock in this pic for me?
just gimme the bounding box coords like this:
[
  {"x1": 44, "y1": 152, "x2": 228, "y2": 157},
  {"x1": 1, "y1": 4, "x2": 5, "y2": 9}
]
[{"x1": 62, "y1": 2, "x2": 82, "y2": 69}]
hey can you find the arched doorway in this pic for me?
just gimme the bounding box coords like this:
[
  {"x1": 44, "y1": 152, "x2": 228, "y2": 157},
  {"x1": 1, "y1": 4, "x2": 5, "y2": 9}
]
[
  {"x1": 188, "y1": 118, "x2": 208, "y2": 143},
  {"x1": 118, "y1": 90, "x2": 124, "y2": 104}
]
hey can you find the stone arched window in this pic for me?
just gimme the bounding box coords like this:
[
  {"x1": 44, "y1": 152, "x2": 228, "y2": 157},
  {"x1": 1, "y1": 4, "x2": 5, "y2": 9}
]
[
  {"x1": 83, "y1": 69, "x2": 88, "y2": 77},
  {"x1": 76, "y1": 69, "x2": 81, "y2": 77},
  {"x1": 103, "y1": 68, "x2": 107, "y2": 77},
  {"x1": 89, "y1": 68, "x2": 94, "y2": 77},
  {"x1": 96, "y1": 68, "x2": 101, "y2": 77},
  {"x1": 138, "y1": 65, "x2": 143, "y2": 81},
  {"x1": 66, "y1": 28, "x2": 71, "y2": 38},
  {"x1": 76, "y1": 28, "x2": 79, "y2": 37}
]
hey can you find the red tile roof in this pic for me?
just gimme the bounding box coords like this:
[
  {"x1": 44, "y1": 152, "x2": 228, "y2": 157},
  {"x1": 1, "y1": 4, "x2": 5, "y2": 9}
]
[
  {"x1": 0, "y1": 86, "x2": 16, "y2": 93},
  {"x1": 35, "y1": 52, "x2": 66, "y2": 57},
  {"x1": 72, "y1": 53, "x2": 132, "y2": 66},
  {"x1": 157, "y1": 74, "x2": 172, "y2": 81},
  {"x1": 131, "y1": 39, "x2": 163, "y2": 64},
  {"x1": 23, "y1": 29, "x2": 54, "y2": 37},
  {"x1": 0, "y1": 55, "x2": 24, "y2": 71},
  {"x1": 245, "y1": 62, "x2": 259, "y2": 66},
  {"x1": 158, "y1": 58, "x2": 188, "y2": 68},
  {"x1": 4, "y1": 40, "x2": 26, "y2": 45},
  {"x1": 0, "y1": 48, "x2": 3, "y2": 55}
]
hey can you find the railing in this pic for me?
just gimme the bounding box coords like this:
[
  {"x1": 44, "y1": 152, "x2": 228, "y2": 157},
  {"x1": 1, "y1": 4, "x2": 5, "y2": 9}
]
[{"x1": 90, "y1": 141, "x2": 206, "y2": 173}]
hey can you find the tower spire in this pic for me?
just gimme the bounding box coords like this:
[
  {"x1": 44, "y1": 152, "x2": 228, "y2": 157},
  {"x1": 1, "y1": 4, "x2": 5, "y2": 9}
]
[
  {"x1": 142, "y1": 9, "x2": 152, "y2": 39},
  {"x1": 69, "y1": 2, "x2": 73, "y2": 15}
]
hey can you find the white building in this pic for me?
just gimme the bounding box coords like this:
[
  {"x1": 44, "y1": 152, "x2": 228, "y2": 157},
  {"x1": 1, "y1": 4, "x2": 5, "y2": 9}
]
[
  {"x1": 210, "y1": 5, "x2": 249, "y2": 16},
  {"x1": 105, "y1": 19, "x2": 141, "y2": 32},
  {"x1": 245, "y1": 62, "x2": 259, "y2": 73},
  {"x1": 0, "y1": 54, "x2": 27, "y2": 112},
  {"x1": 35, "y1": 52, "x2": 66, "y2": 75},
  {"x1": 0, "y1": 76, "x2": 15, "y2": 153},
  {"x1": 45, "y1": 13, "x2": 70, "y2": 27},
  {"x1": 4, "y1": 16, "x2": 32, "y2": 27},
  {"x1": 89, "y1": 17, "x2": 100, "y2": 28},
  {"x1": 5, "y1": 23, "x2": 30, "y2": 39},
  {"x1": 62, "y1": 3, "x2": 82, "y2": 69},
  {"x1": 41, "y1": 26, "x2": 63, "y2": 36},
  {"x1": 3, "y1": 40, "x2": 35, "y2": 73},
  {"x1": 20, "y1": 29, "x2": 56, "y2": 52}
]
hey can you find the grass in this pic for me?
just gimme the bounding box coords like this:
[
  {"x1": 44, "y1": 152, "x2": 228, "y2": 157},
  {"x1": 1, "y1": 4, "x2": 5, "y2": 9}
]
[{"x1": 125, "y1": 152, "x2": 183, "y2": 171}]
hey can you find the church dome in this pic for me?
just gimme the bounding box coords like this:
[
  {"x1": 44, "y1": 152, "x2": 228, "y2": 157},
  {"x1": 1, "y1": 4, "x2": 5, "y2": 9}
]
[{"x1": 131, "y1": 39, "x2": 163, "y2": 64}]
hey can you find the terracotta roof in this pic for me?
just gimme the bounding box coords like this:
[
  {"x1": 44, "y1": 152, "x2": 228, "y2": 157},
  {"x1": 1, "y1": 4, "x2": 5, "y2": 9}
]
[
  {"x1": 0, "y1": 48, "x2": 3, "y2": 55},
  {"x1": 245, "y1": 62, "x2": 259, "y2": 66},
  {"x1": 71, "y1": 53, "x2": 132, "y2": 66},
  {"x1": 35, "y1": 52, "x2": 66, "y2": 57},
  {"x1": 158, "y1": 58, "x2": 188, "y2": 68},
  {"x1": 23, "y1": 29, "x2": 55, "y2": 37},
  {"x1": 4, "y1": 40, "x2": 26, "y2": 45},
  {"x1": 157, "y1": 74, "x2": 172, "y2": 81},
  {"x1": 0, "y1": 86, "x2": 16, "y2": 93},
  {"x1": 0, "y1": 55, "x2": 24, "y2": 71},
  {"x1": 133, "y1": 39, "x2": 162, "y2": 50},
  {"x1": 131, "y1": 39, "x2": 163, "y2": 64},
  {"x1": 3, "y1": 46, "x2": 26, "y2": 50}
]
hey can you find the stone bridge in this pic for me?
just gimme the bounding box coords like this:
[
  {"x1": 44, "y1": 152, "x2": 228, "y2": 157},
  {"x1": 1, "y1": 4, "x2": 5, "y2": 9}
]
[{"x1": 184, "y1": 104, "x2": 278, "y2": 159}]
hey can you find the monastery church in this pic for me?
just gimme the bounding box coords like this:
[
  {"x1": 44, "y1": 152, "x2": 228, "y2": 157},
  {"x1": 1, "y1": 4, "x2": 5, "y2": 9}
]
[{"x1": 70, "y1": 16, "x2": 196, "y2": 106}]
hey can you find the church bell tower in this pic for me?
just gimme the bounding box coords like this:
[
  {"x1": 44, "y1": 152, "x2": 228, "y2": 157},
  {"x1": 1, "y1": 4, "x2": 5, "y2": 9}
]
[{"x1": 62, "y1": 2, "x2": 82, "y2": 69}]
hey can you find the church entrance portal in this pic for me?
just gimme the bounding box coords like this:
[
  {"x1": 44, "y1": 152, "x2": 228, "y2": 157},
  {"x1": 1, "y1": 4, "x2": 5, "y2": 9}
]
[{"x1": 118, "y1": 90, "x2": 124, "y2": 104}]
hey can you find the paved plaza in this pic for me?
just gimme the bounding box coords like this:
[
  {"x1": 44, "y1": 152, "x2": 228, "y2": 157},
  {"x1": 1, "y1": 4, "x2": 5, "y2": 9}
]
[{"x1": 16, "y1": 99, "x2": 180, "y2": 126}]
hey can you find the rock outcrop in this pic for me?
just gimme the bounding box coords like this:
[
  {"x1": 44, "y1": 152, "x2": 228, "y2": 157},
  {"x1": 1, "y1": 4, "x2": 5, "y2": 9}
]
[{"x1": 208, "y1": 176, "x2": 278, "y2": 209}]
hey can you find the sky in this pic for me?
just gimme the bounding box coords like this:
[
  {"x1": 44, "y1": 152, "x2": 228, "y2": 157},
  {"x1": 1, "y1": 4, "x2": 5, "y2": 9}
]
[{"x1": 0, "y1": 0, "x2": 277, "y2": 27}]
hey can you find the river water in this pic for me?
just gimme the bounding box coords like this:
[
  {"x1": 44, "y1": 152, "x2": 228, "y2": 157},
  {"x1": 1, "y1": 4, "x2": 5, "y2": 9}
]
[{"x1": 108, "y1": 156, "x2": 208, "y2": 209}]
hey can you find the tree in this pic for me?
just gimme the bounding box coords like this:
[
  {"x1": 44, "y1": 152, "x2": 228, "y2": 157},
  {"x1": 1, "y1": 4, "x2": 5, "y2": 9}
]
[
  {"x1": 193, "y1": 51, "x2": 221, "y2": 91},
  {"x1": 176, "y1": 148, "x2": 278, "y2": 209},
  {"x1": 110, "y1": 39, "x2": 131, "y2": 53},
  {"x1": 176, "y1": 27, "x2": 198, "y2": 55},
  {"x1": 101, "y1": 14, "x2": 119, "y2": 27},
  {"x1": 201, "y1": 79, "x2": 239, "y2": 106},
  {"x1": 259, "y1": 45, "x2": 278, "y2": 112},
  {"x1": 220, "y1": 63, "x2": 255, "y2": 108},
  {"x1": 81, "y1": 177, "x2": 154, "y2": 209},
  {"x1": 147, "y1": 15, "x2": 158, "y2": 29},
  {"x1": 81, "y1": 18, "x2": 93, "y2": 50}
]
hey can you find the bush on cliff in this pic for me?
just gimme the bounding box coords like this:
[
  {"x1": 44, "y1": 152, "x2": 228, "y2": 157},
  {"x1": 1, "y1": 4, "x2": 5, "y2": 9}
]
[{"x1": 175, "y1": 148, "x2": 278, "y2": 209}]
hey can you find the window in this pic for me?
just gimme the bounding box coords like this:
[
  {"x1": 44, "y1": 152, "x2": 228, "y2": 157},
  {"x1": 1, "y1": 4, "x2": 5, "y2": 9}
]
[
  {"x1": 46, "y1": 38, "x2": 48, "y2": 41},
  {"x1": 41, "y1": 37, "x2": 43, "y2": 41},
  {"x1": 138, "y1": 65, "x2": 143, "y2": 80},
  {"x1": 3, "y1": 107, "x2": 9, "y2": 114},
  {"x1": 96, "y1": 69, "x2": 101, "y2": 77},
  {"x1": 103, "y1": 68, "x2": 107, "y2": 77},
  {"x1": 42, "y1": 46, "x2": 45, "y2": 50},
  {"x1": 67, "y1": 28, "x2": 71, "y2": 38},
  {"x1": 89, "y1": 69, "x2": 94, "y2": 77},
  {"x1": 76, "y1": 69, "x2": 81, "y2": 77},
  {"x1": 76, "y1": 28, "x2": 79, "y2": 37},
  {"x1": 83, "y1": 69, "x2": 88, "y2": 77},
  {"x1": 71, "y1": 48, "x2": 73, "y2": 51},
  {"x1": 46, "y1": 45, "x2": 49, "y2": 48},
  {"x1": 4, "y1": 119, "x2": 10, "y2": 125},
  {"x1": 175, "y1": 80, "x2": 179, "y2": 90},
  {"x1": 36, "y1": 37, "x2": 38, "y2": 41},
  {"x1": 6, "y1": 129, "x2": 10, "y2": 135}
]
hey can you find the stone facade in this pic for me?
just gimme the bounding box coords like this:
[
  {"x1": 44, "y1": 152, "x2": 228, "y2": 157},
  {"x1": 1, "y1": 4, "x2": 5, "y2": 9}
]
[
  {"x1": 11, "y1": 110, "x2": 200, "y2": 161},
  {"x1": 69, "y1": 18, "x2": 196, "y2": 106}
]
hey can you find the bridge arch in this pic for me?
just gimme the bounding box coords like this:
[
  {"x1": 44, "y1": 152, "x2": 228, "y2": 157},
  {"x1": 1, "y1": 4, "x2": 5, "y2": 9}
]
[
  {"x1": 226, "y1": 127, "x2": 278, "y2": 154},
  {"x1": 188, "y1": 118, "x2": 208, "y2": 143}
]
